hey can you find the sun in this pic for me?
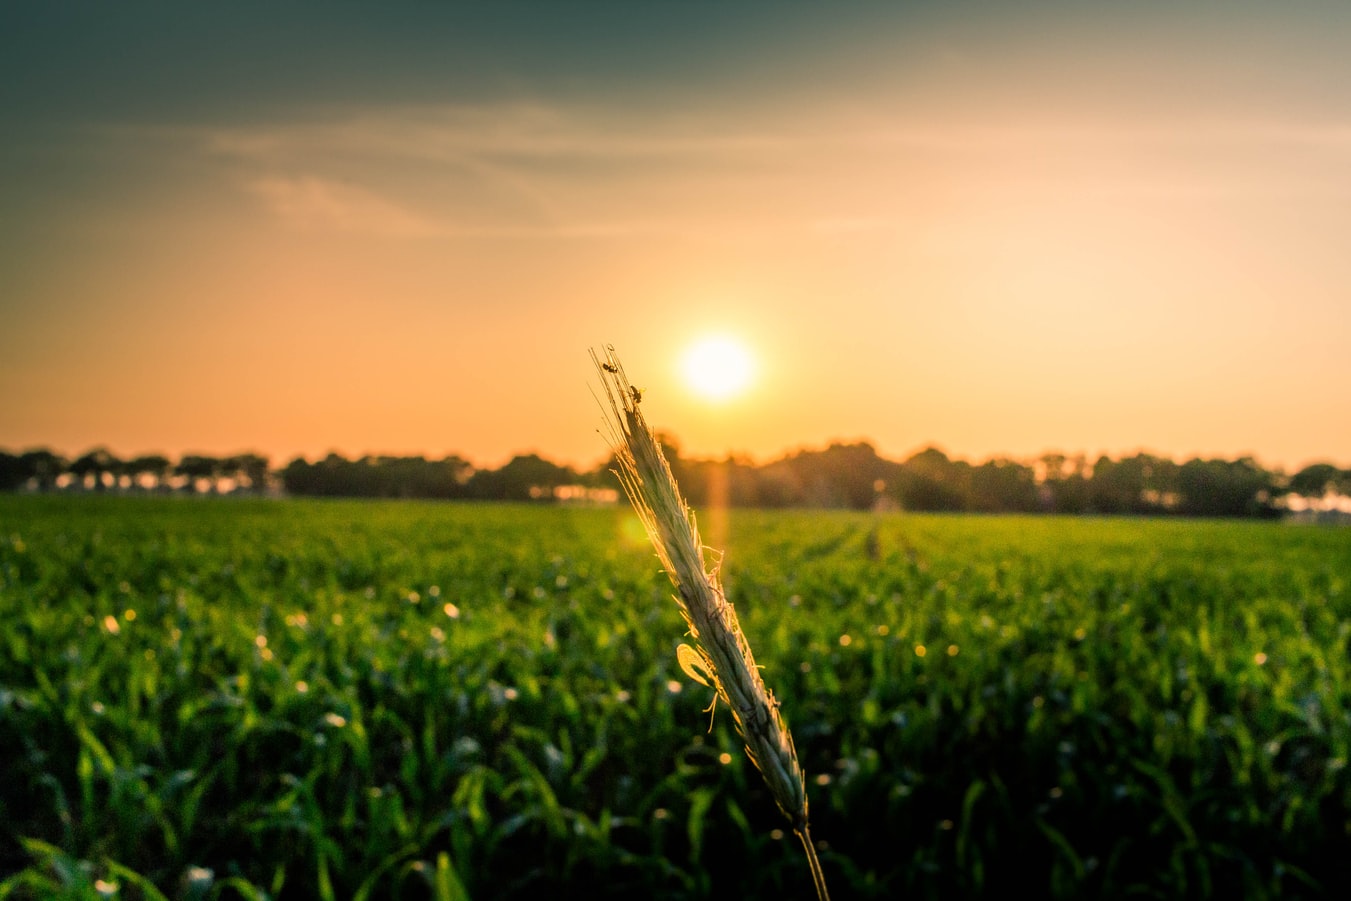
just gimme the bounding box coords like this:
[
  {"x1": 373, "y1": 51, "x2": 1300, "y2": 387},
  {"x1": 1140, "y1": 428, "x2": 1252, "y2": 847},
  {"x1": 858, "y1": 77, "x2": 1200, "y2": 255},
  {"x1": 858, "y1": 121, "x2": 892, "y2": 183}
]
[{"x1": 681, "y1": 335, "x2": 755, "y2": 402}]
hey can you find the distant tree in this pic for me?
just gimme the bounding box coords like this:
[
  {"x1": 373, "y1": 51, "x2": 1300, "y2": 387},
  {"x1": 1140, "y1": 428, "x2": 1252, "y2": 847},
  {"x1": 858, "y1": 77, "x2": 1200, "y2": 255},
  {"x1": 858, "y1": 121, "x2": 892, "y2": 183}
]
[
  {"x1": 1177, "y1": 457, "x2": 1277, "y2": 518},
  {"x1": 465, "y1": 454, "x2": 575, "y2": 501},
  {"x1": 778, "y1": 442, "x2": 897, "y2": 509},
  {"x1": 18, "y1": 449, "x2": 66, "y2": 492},
  {"x1": 69, "y1": 447, "x2": 121, "y2": 491},
  {"x1": 753, "y1": 458, "x2": 806, "y2": 508},
  {"x1": 224, "y1": 453, "x2": 271, "y2": 494},
  {"x1": 1087, "y1": 454, "x2": 1146, "y2": 513},
  {"x1": 289, "y1": 453, "x2": 354, "y2": 497},
  {"x1": 1288, "y1": 462, "x2": 1346, "y2": 499},
  {"x1": 281, "y1": 457, "x2": 319, "y2": 495},
  {"x1": 176, "y1": 454, "x2": 221, "y2": 493},
  {"x1": 1037, "y1": 452, "x2": 1091, "y2": 513},
  {"x1": 898, "y1": 446, "x2": 969, "y2": 511},
  {"x1": 351, "y1": 455, "x2": 470, "y2": 498},
  {"x1": 126, "y1": 454, "x2": 172, "y2": 491},
  {"x1": 970, "y1": 458, "x2": 1039, "y2": 512},
  {"x1": 0, "y1": 452, "x2": 25, "y2": 492}
]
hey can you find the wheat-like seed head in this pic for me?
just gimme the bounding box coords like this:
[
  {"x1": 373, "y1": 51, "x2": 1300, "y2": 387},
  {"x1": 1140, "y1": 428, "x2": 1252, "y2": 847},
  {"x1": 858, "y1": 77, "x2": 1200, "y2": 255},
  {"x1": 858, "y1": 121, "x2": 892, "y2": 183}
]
[{"x1": 590, "y1": 345, "x2": 809, "y2": 831}]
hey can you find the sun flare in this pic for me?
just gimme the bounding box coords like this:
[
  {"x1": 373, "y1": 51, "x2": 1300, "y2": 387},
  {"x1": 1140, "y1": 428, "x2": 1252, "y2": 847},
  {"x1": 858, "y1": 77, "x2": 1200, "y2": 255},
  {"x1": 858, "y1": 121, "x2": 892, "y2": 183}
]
[{"x1": 681, "y1": 335, "x2": 755, "y2": 402}]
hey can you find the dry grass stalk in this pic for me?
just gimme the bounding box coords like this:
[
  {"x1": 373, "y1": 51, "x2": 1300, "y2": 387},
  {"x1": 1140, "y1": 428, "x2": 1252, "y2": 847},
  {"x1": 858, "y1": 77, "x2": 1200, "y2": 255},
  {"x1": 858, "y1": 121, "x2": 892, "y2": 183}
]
[{"x1": 591, "y1": 345, "x2": 830, "y2": 901}]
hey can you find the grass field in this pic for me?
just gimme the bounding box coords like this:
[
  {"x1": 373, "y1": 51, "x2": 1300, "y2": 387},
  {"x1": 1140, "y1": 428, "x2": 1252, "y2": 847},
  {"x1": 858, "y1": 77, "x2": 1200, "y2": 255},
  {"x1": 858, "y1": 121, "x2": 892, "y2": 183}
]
[{"x1": 2, "y1": 496, "x2": 1349, "y2": 899}]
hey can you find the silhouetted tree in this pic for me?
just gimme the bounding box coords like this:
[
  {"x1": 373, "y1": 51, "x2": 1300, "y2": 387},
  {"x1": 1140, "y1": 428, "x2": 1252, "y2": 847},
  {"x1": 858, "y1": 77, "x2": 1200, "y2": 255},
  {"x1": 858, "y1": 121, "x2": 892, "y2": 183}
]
[
  {"x1": 223, "y1": 453, "x2": 271, "y2": 494},
  {"x1": 1036, "y1": 452, "x2": 1092, "y2": 513},
  {"x1": 465, "y1": 454, "x2": 575, "y2": 501},
  {"x1": 783, "y1": 442, "x2": 896, "y2": 509},
  {"x1": 1177, "y1": 457, "x2": 1277, "y2": 518},
  {"x1": 970, "y1": 458, "x2": 1039, "y2": 512},
  {"x1": 176, "y1": 455, "x2": 221, "y2": 493},
  {"x1": 0, "y1": 452, "x2": 25, "y2": 492},
  {"x1": 126, "y1": 454, "x2": 172, "y2": 491},
  {"x1": 898, "y1": 447, "x2": 969, "y2": 511},
  {"x1": 18, "y1": 449, "x2": 65, "y2": 491},
  {"x1": 69, "y1": 448, "x2": 121, "y2": 491},
  {"x1": 1289, "y1": 462, "x2": 1347, "y2": 500}
]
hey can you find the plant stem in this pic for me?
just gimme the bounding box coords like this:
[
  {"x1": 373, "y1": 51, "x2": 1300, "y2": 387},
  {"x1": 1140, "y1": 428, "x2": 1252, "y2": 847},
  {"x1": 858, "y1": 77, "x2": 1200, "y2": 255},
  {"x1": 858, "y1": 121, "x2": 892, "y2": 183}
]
[{"x1": 796, "y1": 826, "x2": 831, "y2": 901}]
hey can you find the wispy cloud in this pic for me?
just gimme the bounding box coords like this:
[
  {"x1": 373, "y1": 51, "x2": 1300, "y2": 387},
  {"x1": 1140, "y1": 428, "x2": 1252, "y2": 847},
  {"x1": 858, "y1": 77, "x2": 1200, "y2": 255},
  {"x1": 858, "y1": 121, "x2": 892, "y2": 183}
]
[
  {"x1": 169, "y1": 103, "x2": 1351, "y2": 238},
  {"x1": 247, "y1": 175, "x2": 442, "y2": 237}
]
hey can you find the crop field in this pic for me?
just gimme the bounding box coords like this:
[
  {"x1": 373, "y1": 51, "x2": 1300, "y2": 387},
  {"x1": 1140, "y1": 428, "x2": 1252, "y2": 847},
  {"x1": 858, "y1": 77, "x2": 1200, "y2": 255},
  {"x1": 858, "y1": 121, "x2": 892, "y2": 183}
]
[{"x1": 1, "y1": 496, "x2": 1350, "y2": 899}]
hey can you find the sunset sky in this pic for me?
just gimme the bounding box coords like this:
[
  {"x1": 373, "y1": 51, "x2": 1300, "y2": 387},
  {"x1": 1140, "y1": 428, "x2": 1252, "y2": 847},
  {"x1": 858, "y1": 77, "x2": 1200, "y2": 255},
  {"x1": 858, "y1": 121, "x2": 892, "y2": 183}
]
[{"x1": 3, "y1": 2, "x2": 1348, "y2": 473}]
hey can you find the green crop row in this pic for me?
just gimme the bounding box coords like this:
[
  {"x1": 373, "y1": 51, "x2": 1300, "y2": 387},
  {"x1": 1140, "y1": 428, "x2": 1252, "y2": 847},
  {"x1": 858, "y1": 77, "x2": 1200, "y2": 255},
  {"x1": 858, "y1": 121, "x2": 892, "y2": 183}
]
[{"x1": 1, "y1": 496, "x2": 1348, "y2": 899}]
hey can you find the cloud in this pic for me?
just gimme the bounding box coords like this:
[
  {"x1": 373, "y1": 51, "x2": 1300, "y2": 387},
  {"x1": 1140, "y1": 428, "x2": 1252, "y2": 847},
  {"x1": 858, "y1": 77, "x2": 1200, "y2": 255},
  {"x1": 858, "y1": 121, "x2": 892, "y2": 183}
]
[
  {"x1": 246, "y1": 175, "x2": 442, "y2": 237},
  {"x1": 186, "y1": 103, "x2": 1351, "y2": 239}
]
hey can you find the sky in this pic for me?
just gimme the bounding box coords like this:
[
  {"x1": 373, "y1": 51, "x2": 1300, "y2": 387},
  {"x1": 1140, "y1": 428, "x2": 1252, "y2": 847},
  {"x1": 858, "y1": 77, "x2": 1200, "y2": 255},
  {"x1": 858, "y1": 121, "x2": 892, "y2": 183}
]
[{"x1": 2, "y1": 2, "x2": 1348, "y2": 473}]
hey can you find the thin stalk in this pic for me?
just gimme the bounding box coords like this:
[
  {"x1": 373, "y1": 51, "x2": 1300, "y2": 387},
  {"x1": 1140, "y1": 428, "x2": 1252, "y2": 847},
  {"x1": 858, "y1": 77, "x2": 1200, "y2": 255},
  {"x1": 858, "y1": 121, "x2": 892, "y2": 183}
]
[
  {"x1": 591, "y1": 344, "x2": 831, "y2": 901},
  {"x1": 797, "y1": 827, "x2": 831, "y2": 901}
]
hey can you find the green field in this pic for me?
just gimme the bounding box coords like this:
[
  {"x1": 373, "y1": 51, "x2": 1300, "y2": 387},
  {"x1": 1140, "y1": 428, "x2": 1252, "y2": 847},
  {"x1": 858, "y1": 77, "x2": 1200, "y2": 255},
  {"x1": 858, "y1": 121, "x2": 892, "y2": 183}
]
[{"x1": 2, "y1": 496, "x2": 1349, "y2": 899}]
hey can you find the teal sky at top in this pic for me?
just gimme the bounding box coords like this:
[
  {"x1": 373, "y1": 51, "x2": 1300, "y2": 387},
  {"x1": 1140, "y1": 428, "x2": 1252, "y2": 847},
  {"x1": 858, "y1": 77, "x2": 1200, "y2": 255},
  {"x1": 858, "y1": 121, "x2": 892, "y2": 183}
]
[{"x1": 7, "y1": 3, "x2": 1348, "y2": 125}]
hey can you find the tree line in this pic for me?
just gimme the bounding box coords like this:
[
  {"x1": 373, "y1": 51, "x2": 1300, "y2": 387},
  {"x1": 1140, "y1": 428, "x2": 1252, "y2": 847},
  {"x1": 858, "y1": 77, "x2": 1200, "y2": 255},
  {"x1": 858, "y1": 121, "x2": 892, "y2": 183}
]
[{"x1": 2, "y1": 442, "x2": 1347, "y2": 518}]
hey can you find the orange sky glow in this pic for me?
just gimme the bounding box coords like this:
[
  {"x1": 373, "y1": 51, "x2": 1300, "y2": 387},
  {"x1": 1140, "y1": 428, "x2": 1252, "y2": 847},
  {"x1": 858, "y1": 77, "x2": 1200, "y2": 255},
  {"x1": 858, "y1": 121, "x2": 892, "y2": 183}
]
[{"x1": 2, "y1": 4, "x2": 1348, "y2": 473}]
